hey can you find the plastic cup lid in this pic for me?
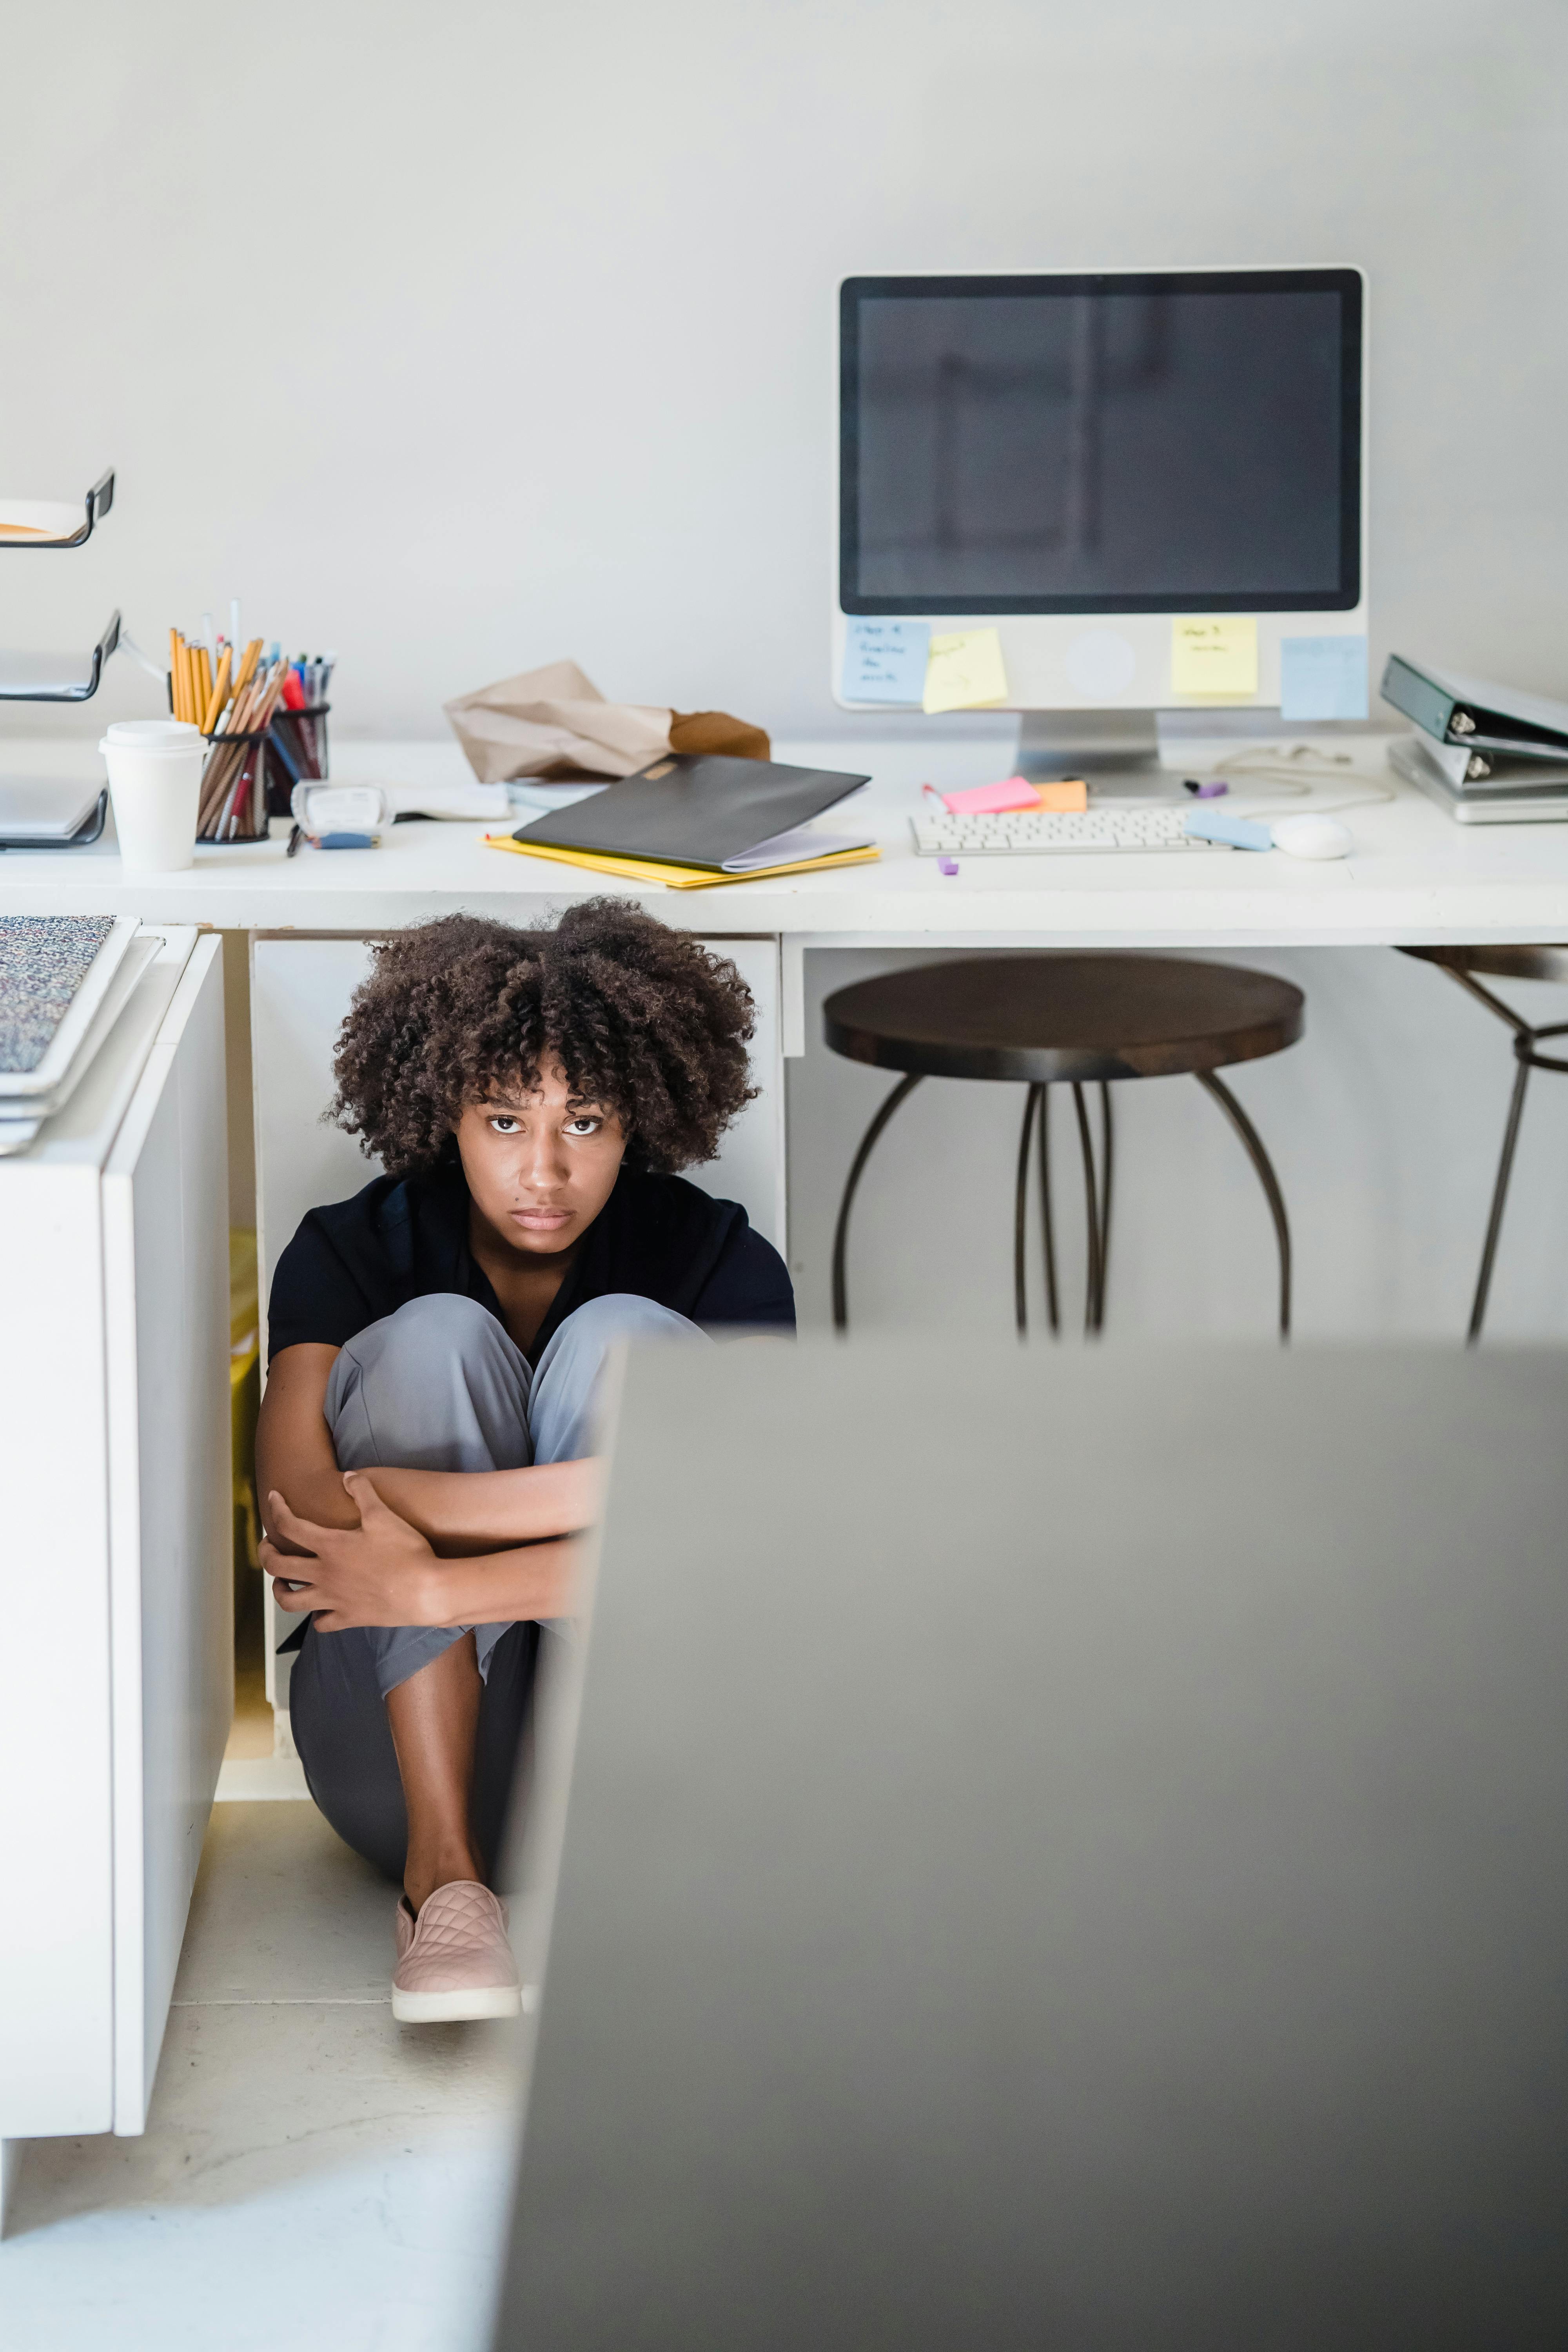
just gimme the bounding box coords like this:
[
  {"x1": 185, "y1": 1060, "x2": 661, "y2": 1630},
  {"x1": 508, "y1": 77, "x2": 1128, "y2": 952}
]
[{"x1": 99, "y1": 720, "x2": 203, "y2": 750}]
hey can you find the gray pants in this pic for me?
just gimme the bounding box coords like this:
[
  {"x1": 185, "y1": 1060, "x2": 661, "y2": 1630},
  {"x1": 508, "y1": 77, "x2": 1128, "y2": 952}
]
[{"x1": 289, "y1": 1289, "x2": 698, "y2": 1880}]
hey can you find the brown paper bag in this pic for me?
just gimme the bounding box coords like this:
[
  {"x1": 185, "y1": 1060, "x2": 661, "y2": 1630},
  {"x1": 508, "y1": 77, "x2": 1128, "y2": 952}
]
[{"x1": 444, "y1": 658, "x2": 769, "y2": 785}]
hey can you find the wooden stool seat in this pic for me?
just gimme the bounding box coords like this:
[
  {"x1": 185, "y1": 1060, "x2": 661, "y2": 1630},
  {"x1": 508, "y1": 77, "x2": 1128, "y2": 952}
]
[
  {"x1": 1401, "y1": 943, "x2": 1568, "y2": 987},
  {"x1": 824, "y1": 954, "x2": 1304, "y2": 1083},
  {"x1": 823, "y1": 954, "x2": 1304, "y2": 1341}
]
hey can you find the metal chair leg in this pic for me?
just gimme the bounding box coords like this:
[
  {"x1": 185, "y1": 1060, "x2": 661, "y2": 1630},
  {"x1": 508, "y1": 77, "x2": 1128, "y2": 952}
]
[
  {"x1": 1096, "y1": 1081, "x2": 1114, "y2": 1322},
  {"x1": 1468, "y1": 1048, "x2": 1532, "y2": 1345},
  {"x1": 1071, "y1": 1082, "x2": 1104, "y2": 1334},
  {"x1": 1426, "y1": 963, "x2": 1568, "y2": 1341},
  {"x1": 1013, "y1": 1085, "x2": 1043, "y2": 1337},
  {"x1": 831, "y1": 1072, "x2": 923, "y2": 1333},
  {"x1": 1195, "y1": 1069, "x2": 1292, "y2": 1341},
  {"x1": 1038, "y1": 1087, "x2": 1060, "y2": 1337}
]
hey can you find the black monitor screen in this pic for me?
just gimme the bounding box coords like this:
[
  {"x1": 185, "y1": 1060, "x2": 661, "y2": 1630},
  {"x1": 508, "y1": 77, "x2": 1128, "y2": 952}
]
[{"x1": 840, "y1": 272, "x2": 1362, "y2": 615}]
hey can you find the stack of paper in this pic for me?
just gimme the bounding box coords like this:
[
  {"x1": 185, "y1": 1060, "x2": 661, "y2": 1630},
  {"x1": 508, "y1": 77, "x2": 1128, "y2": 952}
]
[
  {"x1": 0, "y1": 778, "x2": 107, "y2": 845},
  {"x1": 0, "y1": 916, "x2": 153, "y2": 1154},
  {"x1": 0, "y1": 499, "x2": 87, "y2": 544}
]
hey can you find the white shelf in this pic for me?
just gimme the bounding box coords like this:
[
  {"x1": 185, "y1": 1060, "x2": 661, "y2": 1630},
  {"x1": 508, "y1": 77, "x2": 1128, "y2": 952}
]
[{"x1": 0, "y1": 609, "x2": 121, "y2": 702}]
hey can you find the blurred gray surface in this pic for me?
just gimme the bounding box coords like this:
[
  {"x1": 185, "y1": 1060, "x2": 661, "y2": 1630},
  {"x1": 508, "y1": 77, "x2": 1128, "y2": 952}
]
[{"x1": 494, "y1": 1342, "x2": 1568, "y2": 2349}]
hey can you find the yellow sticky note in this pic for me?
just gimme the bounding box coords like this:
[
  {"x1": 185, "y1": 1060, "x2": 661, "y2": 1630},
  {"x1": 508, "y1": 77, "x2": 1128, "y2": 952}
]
[
  {"x1": 1171, "y1": 616, "x2": 1258, "y2": 697},
  {"x1": 923, "y1": 628, "x2": 1009, "y2": 714}
]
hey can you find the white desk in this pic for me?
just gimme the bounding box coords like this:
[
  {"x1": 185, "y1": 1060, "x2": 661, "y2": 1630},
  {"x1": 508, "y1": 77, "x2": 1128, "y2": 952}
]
[
  {"x1": 4, "y1": 735, "x2": 1567, "y2": 1124},
  {"x1": 6, "y1": 727, "x2": 1566, "y2": 1282},
  {"x1": 3, "y1": 734, "x2": 1568, "y2": 979}
]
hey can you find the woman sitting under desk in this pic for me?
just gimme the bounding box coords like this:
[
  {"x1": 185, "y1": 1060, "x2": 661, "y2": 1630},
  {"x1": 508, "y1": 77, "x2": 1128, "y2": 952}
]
[{"x1": 256, "y1": 904, "x2": 793, "y2": 2021}]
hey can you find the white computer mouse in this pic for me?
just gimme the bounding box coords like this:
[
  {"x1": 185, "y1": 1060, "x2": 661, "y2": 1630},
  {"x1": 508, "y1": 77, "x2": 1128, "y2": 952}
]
[{"x1": 1272, "y1": 813, "x2": 1353, "y2": 860}]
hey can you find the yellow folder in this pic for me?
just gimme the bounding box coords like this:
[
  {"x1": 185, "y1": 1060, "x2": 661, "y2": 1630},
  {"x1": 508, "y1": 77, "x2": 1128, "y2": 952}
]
[{"x1": 484, "y1": 834, "x2": 880, "y2": 891}]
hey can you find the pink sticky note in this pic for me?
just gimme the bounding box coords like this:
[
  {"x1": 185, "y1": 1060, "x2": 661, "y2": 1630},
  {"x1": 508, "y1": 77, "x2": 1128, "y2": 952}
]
[{"x1": 940, "y1": 775, "x2": 1040, "y2": 815}]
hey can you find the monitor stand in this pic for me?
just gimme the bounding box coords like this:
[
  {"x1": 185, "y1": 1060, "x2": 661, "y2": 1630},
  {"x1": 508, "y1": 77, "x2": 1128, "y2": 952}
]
[{"x1": 1014, "y1": 708, "x2": 1176, "y2": 802}]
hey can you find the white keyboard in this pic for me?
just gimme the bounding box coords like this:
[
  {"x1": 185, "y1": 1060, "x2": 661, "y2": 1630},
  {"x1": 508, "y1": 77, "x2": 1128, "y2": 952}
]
[{"x1": 912, "y1": 806, "x2": 1227, "y2": 857}]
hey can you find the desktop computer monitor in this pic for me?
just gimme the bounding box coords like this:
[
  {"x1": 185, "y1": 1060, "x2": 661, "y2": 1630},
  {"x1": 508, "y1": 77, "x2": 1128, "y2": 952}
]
[{"x1": 835, "y1": 268, "x2": 1366, "y2": 789}]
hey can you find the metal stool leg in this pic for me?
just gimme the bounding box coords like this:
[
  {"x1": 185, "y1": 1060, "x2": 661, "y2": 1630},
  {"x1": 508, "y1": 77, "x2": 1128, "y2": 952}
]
[
  {"x1": 1096, "y1": 1081, "x2": 1114, "y2": 1323},
  {"x1": 831, "y1": 1073, "x2": 923, "y2": 1333},
  {"x1": 1038, "y1": 1087, "x2": 1060, "y2": 1337},
  {"x1": 1013, "y1": 1085, "x2": 1043, "y2": 1337},
  {"x1": 1071, "y1": 1083, "x2": 1105, "y2": 1335},
  {"x1": 1425, "y1": 964, "x2": 1568, "y2": 1341},
  {"x1": 1468, "y1": 1047, "x2": 1532, "y2": 1344},
  {"x1": 1195, "y1": 1069, "x2": 1292, "y2": 1341}
]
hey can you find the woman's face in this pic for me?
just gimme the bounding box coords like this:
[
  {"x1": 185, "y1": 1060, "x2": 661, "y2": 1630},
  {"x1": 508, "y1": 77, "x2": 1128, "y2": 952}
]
[{"x1": 455, "y1": 1062, "x2": 627, "y2": 1258}]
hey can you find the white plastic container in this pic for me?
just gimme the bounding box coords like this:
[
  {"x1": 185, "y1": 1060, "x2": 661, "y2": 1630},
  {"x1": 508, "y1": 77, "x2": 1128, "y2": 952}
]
[{"x1": 98, "y1": 720, "x2": 205, "y2": 872}]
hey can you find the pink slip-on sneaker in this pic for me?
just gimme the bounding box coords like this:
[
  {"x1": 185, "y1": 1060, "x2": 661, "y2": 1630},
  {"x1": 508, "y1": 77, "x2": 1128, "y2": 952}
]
[{"x1": 392, "y1": 1880, "x2": 523, "y2": 2023}]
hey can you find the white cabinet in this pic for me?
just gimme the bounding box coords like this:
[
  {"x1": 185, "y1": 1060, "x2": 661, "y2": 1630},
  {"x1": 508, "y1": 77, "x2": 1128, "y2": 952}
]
[{"x1": 0, "y1": 931, "x2": 230, "y2": 2142}]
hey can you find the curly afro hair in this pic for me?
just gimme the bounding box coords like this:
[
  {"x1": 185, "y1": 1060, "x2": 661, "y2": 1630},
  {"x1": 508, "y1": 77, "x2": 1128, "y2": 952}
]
[{"x1": 330, "y1": 902, "x2": 757, "y2": 1178}]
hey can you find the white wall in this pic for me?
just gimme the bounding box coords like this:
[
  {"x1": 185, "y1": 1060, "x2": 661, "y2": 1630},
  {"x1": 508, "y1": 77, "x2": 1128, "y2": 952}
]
[{"x1": 4, "y1": 0, "x2": 1565, "y2": 746}]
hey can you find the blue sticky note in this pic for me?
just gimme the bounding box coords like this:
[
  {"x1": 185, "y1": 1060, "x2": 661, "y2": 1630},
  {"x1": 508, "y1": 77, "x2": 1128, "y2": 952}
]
[
  {"x1": 1185, "y1": 810, "x2": 1273, "y2": 851},
  {"x1": 1279, "y1": 635, "x2": 1368, "y2": 721},
  {"x1": 842, "y1": 619, "x2": 930, "y2": 705}
]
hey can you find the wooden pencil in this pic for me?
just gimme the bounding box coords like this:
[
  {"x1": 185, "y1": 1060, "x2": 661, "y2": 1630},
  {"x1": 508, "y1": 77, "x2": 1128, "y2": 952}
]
[
  {"x1": 232, "y1": 638, "x2": 262, "y2": 701},
  {"x1": 196, "y1": 755, "x2": 231, "y2": 835},
  {"x1": 201, "y1": 648, "x2": 232, "y2": 735},
  {"x1": 197, "y1": 729, "x2": 242, "y2": 831},
  {"x1": 215, "y1": 764, "x2": 245, "y2": 839},
  {"x1": 202, "y1": 673, "x2": 273, "y2": 836}
]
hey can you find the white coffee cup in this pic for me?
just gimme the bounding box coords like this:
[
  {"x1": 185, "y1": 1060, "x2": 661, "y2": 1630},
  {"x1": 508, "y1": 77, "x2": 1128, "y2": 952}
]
[{"x1": 98, "y1": 720, "x2": 206, "y2": 872}]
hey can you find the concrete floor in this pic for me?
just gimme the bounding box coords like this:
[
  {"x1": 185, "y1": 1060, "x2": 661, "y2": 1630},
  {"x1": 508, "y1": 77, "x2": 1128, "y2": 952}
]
[{"x1": 0, "y1": 1800, "x2": 523, "y2": 2351}]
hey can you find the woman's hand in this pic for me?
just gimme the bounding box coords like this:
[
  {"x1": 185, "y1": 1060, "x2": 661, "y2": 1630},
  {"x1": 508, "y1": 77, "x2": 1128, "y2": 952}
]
[{"x1": 263, "y1": 1472, "x2": 440, "y2": 1631}]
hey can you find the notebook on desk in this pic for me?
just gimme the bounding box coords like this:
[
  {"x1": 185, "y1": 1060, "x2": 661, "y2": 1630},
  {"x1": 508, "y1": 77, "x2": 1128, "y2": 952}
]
[
  {"x1": 505, "y1": 751, "x2": 871, "y2": 871},
  {"x1": 486, "y1": 832, "x2": 879, "y2": 889}
]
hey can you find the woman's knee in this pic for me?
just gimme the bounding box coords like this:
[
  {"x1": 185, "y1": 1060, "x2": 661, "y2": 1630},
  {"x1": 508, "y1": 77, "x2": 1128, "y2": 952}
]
[
  {"x1": 345, "y1": 1292, "x2": 509, "y2": 1376},
  {"x1": 326, "y1": 1294, "x2": 518, "y2": 1419},
  {"x1": 527, "y1": 1294, "x2": 704, "y2": 1465},
  {"x1": 550, "y1": 1292, "x2": 704, "y2": 1354},
  {"x1": 325, "y1": 1292, "x2": 531, "y2": 1473}
]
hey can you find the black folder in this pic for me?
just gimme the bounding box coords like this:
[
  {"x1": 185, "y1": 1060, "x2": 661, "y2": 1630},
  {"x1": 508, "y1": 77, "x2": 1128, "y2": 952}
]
[
  {"x1": 1381, "y1": 655, "x2": 1568, "y2": 763},
  {"x1": 508, "y1": 753, "x2": 870, "y2": 871}
]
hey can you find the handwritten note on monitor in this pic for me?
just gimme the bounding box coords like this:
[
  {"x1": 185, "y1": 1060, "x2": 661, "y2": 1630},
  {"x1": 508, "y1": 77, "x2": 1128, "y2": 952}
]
[
  {"x1": 923, "y1": 628, "x2": 1009, "y2": 714},
  {"x1": 1280, "y1": 635, "x2": 1368, "y2": 721},
  {"x1": 842, "y1": 620, "x2": 930, "y2": 705},
  {"x1": 1171, "y1": 617, "x2": 1258, "y2": 697}
]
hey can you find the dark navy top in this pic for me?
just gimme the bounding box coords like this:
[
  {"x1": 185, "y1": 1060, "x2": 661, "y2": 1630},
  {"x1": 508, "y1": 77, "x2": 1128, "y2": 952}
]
[{"x1": 267, "y1": 1160, "x2": 795, "y2": 1365}]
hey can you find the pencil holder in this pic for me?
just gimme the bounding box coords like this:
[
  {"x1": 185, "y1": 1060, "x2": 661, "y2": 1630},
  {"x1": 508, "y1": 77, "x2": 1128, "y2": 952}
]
[
  {"x1": 264, "y1": 703, "x2": 330, "y2": 817},
  {"x1": 196, "y1": 728, "x2": 270, "y2": 842}
]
